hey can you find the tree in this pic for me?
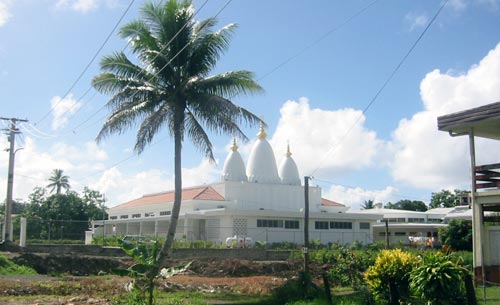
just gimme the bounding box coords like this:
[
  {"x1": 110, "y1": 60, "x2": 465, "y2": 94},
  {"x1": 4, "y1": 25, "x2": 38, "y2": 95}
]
[
  {"x1": 385, "y1": 200, "x2": 428, "y2": 212},
  {"x1": 46, "y1": 169, "x2": 71, "y2": 194},
  {"x1": 22, "y1": 188, "x2": 107, "y2": 240},
  {"x1": 92, "y1": 0, "x2": 262, "y2": 272},
  {"x1": 361, "y1": 200, "x2": 375, "y2": 210},
  {"x1": 438, "y1": 219, "x2": 472, "y2": 251},
  {"x1": 430, "y1": 189, "x2": 469, "y2": 209}
]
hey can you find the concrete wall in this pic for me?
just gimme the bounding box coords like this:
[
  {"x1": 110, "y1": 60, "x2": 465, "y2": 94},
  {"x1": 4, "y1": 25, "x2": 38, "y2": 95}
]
[{"x1": 13, "y1": 244, "x2": 291, "y2": 261}]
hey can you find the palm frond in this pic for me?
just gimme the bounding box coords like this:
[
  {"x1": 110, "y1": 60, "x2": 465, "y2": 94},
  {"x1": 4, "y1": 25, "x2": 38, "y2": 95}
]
[
  {"x1": 187, "y1": 22, "x2": 237, "y2": 76},
  {"x1": 135, "y1": 103, "x2": 176, "y2": 153},
  {"x1": 185, "y1": 111, "x2": 215, "y2": 162},
  {"x1": 194, "y1": 70, "x2": 264, "y2": 98}
]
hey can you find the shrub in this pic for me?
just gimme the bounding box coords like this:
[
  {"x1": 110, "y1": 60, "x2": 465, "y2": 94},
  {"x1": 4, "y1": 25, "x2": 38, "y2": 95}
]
[
  {"x1": 271, "y1": 271, "x2": 324, "y2": 304},
  {"x1": 0, "y1": 253, "x2": 37, "y2": 275},
  {"x1": 439, "y1": 219, "x2": 472, "y2": 251},
  {"x1": 365, "y1": 249, "x2": 417, "y2": 305},
  {"x1": 410, "y1": 252, "x2": 467, "y2": 305}
]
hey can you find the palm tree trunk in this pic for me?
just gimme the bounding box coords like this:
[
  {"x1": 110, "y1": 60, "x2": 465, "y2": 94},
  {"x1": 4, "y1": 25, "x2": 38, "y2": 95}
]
[{"x1": 155, "y1": 109, "x2": 184, "y2": 271}]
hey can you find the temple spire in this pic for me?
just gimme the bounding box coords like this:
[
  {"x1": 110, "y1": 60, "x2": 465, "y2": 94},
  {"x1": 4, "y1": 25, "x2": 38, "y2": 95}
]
[
  {"x1": 286, "y1": 143, "x2": 292, "y2": 157},
  {"x1": 257, "y1": 120, "x2": 267, "y2": 139},
  {"x1": 231, "y1": 137, "x2": 239, "y2": 151}
]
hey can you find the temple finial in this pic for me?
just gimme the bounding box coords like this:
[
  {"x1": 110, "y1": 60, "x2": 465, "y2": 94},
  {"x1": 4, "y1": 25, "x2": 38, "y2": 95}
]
[
  {"x1": 257, "y1": 119, "x2": 267, "y2": 139},
  {"x1": 230, "y1": 137, "x2": 239, "y2": 151},
  {"x1": 286, "y1": 143, "x2": 292, "y2": 157}
]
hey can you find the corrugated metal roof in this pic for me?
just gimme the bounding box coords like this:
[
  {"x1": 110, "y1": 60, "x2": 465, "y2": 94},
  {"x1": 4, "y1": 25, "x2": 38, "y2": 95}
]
[
  {"x1": 112, "y1": 186, "x2": 225, "y2": 209},
  {"x1": 437, "y1": 101, "x2": 500, "y2": 140}
]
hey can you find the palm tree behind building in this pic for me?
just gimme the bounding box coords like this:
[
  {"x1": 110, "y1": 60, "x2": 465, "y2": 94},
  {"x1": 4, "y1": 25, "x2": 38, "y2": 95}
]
[
  {"x1": 46, "y1": 169, "x2": 71, "y2": 195},
  {"x1": 92, "y1": 0, "x2": 263, "y2": 270}
]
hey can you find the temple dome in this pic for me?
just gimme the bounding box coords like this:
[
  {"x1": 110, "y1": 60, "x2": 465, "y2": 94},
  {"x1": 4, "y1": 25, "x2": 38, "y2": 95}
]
[
  {"x1": 246, "y1": 124, "x2": 281, "y2": 184},
  {"x1": 222, "y1": 139, "x2": 247, "y2": 182},
  {"x1": 278, "y1": 145, "x2": 301, "y2": 185}
]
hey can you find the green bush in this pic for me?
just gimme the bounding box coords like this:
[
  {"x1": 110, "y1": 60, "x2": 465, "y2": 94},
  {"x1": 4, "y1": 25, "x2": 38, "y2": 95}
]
[
  {"x1": 0, "y1": 253, "x2": 37, "y2": 275},
  {"x1": 439, "y1": 219, "x2": 472, "y2": 251},
  {"x1": 410, "y1": 252, "x2": 467, "y2": 305},
  {"x1": 365, "y1": 249, "x2": 418, "y2": 305}
]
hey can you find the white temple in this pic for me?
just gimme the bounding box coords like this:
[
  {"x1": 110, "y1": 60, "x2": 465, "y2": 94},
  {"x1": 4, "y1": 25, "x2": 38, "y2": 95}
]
[{"x1": 94, "y1": 124, "x2": 381, "y2": 245}]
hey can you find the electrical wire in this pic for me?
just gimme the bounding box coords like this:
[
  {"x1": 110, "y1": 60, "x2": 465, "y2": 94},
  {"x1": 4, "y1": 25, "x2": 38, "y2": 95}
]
[
  {"x1": 35, "y1": 0, "x2": 136, "y2": 126},
  {"x1": 69, "y1": 0, "x2": 212, "y2": 135},
  {"x1": 310, "y1": 0, "x2": 449, "y2": 177},
  {"x1": 257, "y1": 0, "x2": 380, "y2": 82}
]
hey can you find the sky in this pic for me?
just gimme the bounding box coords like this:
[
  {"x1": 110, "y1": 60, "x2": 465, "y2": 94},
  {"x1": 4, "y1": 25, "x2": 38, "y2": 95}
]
[{"x1": 1, "y1": 0, "x2": 500, "y2": 210}]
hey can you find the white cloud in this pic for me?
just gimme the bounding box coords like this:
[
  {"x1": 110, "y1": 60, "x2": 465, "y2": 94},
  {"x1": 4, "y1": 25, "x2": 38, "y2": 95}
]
[
  {"x1": 405, "y1": 12, "x2": 429, "y2": 31},
  {"x1": 0, "y1": 0, "x2": 12, "y2": 27},
  {"x1": 448, "y1": 0, "x2": 467, "y2": 11},
  {"x1": 89, "y1": 159, "x2": 218, "y2": 207},
  {"x1": 55, "y1": 0, "x2": 121, "y2": 13},
  {"x1": 324, "y1": 184, "x2": 399, "y2": 211},
  {"x1": 268, "y1": 98, "x2": 386, "y2": 178},
  {"x1": 50, "y1": 94, "x2": 82, "y2": 130},
  {"x1": 390, "y1": 41, "x2": 500, "y2": 190}
]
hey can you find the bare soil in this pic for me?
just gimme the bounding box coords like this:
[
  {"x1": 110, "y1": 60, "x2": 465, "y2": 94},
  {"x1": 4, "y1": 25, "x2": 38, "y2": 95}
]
[{"x1": 0, "y1": 258, "x2": 302, "y2": 305}]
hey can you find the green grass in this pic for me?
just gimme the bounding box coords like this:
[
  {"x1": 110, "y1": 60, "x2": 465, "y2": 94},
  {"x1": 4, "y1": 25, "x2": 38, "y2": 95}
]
[
  {"x1": 0, "y1": 253, "x2": 37, "y2": 275},
  {"x1": 476, "y1": 285, "x2": 500, "y2": 305}
]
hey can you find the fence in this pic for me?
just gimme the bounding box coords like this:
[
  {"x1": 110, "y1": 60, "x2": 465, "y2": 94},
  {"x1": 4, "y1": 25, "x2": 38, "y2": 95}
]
[{"x1": 3, "y1": 216, "x2": 373, "y2": 246}]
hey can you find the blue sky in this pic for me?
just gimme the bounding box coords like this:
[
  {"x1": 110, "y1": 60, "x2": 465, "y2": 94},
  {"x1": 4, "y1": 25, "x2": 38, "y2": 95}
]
[{"x1": 1, "y1": 0, "x2": 500, "y2": 209}]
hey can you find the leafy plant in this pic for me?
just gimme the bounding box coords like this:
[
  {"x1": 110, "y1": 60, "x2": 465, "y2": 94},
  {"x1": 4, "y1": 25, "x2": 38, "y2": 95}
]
[
  {"x1": 113, "y1": 239, "x2": 191, "y2": 305},
  {"x1": 0, "y1": 253, "x2": 37, "y2": 275},
  {"x1": 410, "y1": 252, "x2": 467, "y2": 305},
  {"x1": 439, "y1": 219, "x2": 472, "y2": 251},
  {"x1": 365, "y1": 249, "x2": 417, "y2": 305}
]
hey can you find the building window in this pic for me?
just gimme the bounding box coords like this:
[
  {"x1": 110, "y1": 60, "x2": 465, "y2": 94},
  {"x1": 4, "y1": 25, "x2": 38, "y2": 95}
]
[
  {"x1": 330, "y1": 221, "x2": 352, "y2": 230},
  {"x1": 387, "y1": 218, "x2": 406, "y2": 223},
  {"x1": 159, "y1": 211, "x2": 171, "y2": 216},
  {"x1": 120, "y1": 215, "x2": 128, "y2": 219},
  {"x1": 110, "y1": 216, "x2": 117, "y2": 220},
  {"x1": 315, "y1": 221, "x2": 329, "y2": 230},
  {"x1": 359, "y1": 222, "x2": 370, "y2": 230},
  {"x1": 408, "y1": 218, "x2": 424, "y2": 223},
  {"x1": 395, "y1": 232, "x2": 406, "y2": 236},
  {"x1": 132, "y1": 213, "x2": 141, "y2": 218},
  {"x1": 427, "y1": 219, "x2": 442, "y2": 223},
  {"x1": 285, "y1": 220, "x2": 299, "y2": 229},
  {"x1": 144, "y1": 212, "x2": 155, "y2": 217},
  {"x1": 257, "y1": 219, "x2": 283, "y2": 228},
  {"x1": 379, "y1": 232, "x2": 391, "y2": 236}
]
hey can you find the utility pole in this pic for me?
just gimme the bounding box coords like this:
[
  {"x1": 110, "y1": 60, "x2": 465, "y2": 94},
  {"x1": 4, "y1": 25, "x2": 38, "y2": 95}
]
[
  {"x1": 303, "y1": 176, "x2": 310, "y2": 293},
  {"x1": 1, "y1": 117, "x2": 28, "y2": 242}
]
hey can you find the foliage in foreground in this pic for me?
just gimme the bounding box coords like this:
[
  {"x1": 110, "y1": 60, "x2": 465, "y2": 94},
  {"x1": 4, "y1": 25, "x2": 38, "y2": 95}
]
[
  {"x1": 112, "y1": 239, "x2": 191, "y2": 305},
  {"x1": 410, "y1": 252, "x2": 468, "y2": 305},
  {"x1": 365, "y1": 249, "x2": 417, "y2": 304}
]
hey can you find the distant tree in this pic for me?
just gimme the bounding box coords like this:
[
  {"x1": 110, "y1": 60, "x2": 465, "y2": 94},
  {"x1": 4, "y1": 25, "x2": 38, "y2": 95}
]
[
  {"x1": 1, "y1": 199, "x2": 28, "y2": 215},
  {"x1": 439, "y1": 219, "x2": 472, "y2": 251},
  {"x1": 23, "y1": 188, "x2": 108, "y2": 240},
  {"x1": 385, "y1": 200, "x2": 428, "y2": 212},
  {"x1": 362, "y1": 200, "x2": 375, "y2": 210},
  {"x1": 46, "y1": 169, "x2": 71, "y2": 194},
  {"x1": 82, "y1": 187, "x2": 107, "y2": 220},
  {"x1": 430, "y1": 189, "x2": 468, "y2": 209}
]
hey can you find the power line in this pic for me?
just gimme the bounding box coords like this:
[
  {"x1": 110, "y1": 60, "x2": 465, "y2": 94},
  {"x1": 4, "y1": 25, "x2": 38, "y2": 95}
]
[
  {"x1": 257, "y1": 0, "x2": 380, "y2": 82},
  {"x1": 35, "y1": 0, "x2": 136, "y2": 126},
  {"x1": 310, "y1": 0, "x2": 449, "y2": 177},
  {"x1": 70, "y1": 0, "x2": 213, "y2": 135},
  {"x1": 313, "y1": 178, "x2": 429, "y2": 202}
]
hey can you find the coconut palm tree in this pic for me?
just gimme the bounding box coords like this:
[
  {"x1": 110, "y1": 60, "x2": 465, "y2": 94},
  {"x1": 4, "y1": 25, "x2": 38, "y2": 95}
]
[
  {"x1": 92, "y1": 0, "x2": 263, "y2": 270},
  {"x1": 46, "y1": 169, "x2": 71, "y2": 194}
]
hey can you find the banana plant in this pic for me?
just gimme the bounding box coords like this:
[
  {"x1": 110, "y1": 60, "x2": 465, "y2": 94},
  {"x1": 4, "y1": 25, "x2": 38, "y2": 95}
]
[{"x1": 113, "y1": 239, "x2": 191, "y2": 305}]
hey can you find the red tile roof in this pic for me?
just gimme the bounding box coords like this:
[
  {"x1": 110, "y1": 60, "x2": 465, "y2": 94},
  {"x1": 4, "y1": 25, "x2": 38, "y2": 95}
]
[
  {"x1": 321, "y1": 198, "x2": 345, "y2": 207},
  {"x1": 113, "y1": 186, "x2": 225, "y2": 209}
]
